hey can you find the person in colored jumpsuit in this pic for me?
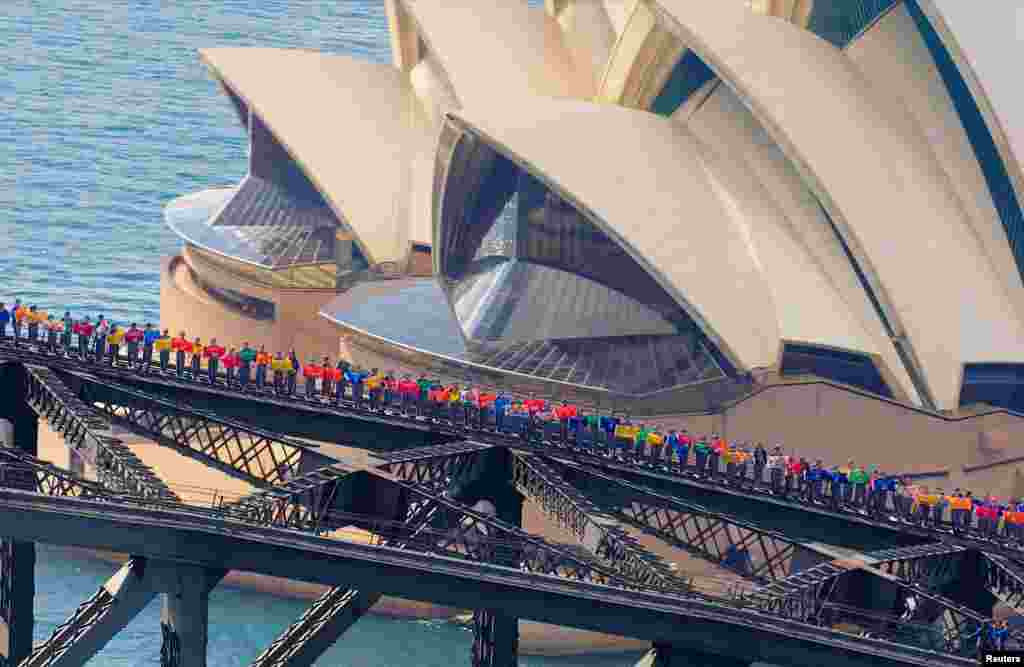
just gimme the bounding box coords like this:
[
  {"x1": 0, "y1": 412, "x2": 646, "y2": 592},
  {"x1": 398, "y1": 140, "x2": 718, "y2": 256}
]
[{"x1": 153, "y1": 329, "x2": 172, "y2": 373}]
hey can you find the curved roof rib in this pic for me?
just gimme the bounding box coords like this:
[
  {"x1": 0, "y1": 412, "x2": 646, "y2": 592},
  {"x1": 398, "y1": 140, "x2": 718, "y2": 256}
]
[
  {"x1": 654, "y1": 0, "x2": 1024, "y2": 411},
  {"x1": 922, "y1": 0, "x2": 1024, "y2": 207},
  {"x1": 200, "y1": 47, "x2": 431, "y2": 266},
  {"x1": 684, "y1": 84, "x2": 916, "y2": 402},
  {"x1": 446, "y1": 99, "x2": 781, "y2": 373},
  {"x1": 401, "y1": 0, "x2": 597, "y2": 106},
  {"x1": 845, "y1": 3, "x2": 1024, "y2": 327}
]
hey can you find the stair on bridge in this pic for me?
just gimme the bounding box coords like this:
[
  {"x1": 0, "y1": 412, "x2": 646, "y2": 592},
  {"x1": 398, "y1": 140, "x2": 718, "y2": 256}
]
[
  {"x1": 521, "y1": 496, "x2": 756, "y2": 598},
  {"x1": 744, "y1": 561, "x2": 853, "y2": 609}
]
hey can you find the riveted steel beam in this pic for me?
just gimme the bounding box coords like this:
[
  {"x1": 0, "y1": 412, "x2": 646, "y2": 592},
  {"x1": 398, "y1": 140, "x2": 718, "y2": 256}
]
[
  {"x1": 511, "y1": 453, "x2": 685, "y2": 593},
  {"x1": 375, "y1": 441, "x2": 494, "y2": 488},
  {"x1": 77, "y1": 379, "x2": 305, "y2": 488},
  {"x1": 545, "y1": 458, "x2": 829, "y2": 583},
  {"x1": 23, "y1": 366, "x2": 177, "y2": 501}
]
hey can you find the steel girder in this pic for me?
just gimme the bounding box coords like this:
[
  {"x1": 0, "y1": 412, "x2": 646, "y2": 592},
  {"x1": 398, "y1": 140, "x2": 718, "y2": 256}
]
[
  {"x1": 247, "y1": 496, "x2": 444, "y2": 667},
  {"x1": 23, "y1": 366, "x2": 177, "y2": 501},
  {"x1": 381, "y1": 476, "x2": 644, "y2": 589},
  {"x1": 743, "y1": 561, "x2": 852, "y2": 623},
  {"x1": 511, "y1": 453, "x2": 685, "y2": 593},
  {"x1": 375, "y1": 441, "x2": 495, "y2": 488},
  {"x1": 22, "y1": 581, "x2": 119, "y2": 667},
  {"x1": 981, "y1": 553, "x2": 1024, "y2": 609},
  {"x1": 0, "y1": 447, "x2": 110, "y2": 501},
  {"x1": 546, "y1": 459, "x2": 812, "y2": 583},
  {"x1": 218, "y1": 465, "x2": 357, "y2": 534},
  {"x1": 79, "y1": 380, "x2": 305, "y2": 487},
  {"x1": 471, "y1": 609, "x2": 517, "y2": 667},
  {"x1": 869, "y1": 544, "x2": 1024, "y2": 612},
  {"x1": 744, "y1": 562, "x2": 985, "y2": 654},
  {"x1": 869, "y1": 543, "x2": 969, "y2": 589},
  {"x1": 249, "y1": 588, "x2": 380, "y2": 667}
]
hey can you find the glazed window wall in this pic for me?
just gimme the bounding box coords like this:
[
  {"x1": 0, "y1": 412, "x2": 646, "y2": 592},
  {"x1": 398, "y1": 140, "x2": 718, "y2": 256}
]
[
  {"x1": 434, "y1": 121, "x2": 727, "y2": 394},
  {"x1": 186, "y1": 245, "x2": 339, "y2": 291},
  {"x1": 960, "y1": 364, "x2": 1024, "y2": 413},
  {"x1": 807, "y1": 0, "x2": 900, "y2": 48},
  {"x1": 780, "y1": 343, "x2": 892, "y2": 398}
]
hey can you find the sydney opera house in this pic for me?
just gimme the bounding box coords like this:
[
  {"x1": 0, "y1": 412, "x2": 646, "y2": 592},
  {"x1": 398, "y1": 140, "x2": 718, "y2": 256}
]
[{"x1": 161, "y1": 1, "x2": 1024, "y2": 494}]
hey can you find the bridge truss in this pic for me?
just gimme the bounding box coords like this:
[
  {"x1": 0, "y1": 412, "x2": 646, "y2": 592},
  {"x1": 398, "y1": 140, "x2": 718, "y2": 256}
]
[{"x1": 1, "y1": 357, "x2": 1016, "y2": 665}]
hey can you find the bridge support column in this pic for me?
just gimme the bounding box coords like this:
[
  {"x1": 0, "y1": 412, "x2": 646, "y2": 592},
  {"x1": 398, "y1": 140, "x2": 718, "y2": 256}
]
[
  {"x1": 457, "y1": 449, "x2": 522, "y2": 667},
  {"x1": 0, "y1": 363, "x2": 39, "y2": 667},
  {"x1": 472, "y1": 609, "x2": 518, "y2": 667},
  {"x1": 941, "y1": 551, "x2": 997, "y2": 618},
  {"x1": 637, "y1": 644, "x2": 751, "y2": 666},
  {"x1": 160, "y1": 565, "x2": 220, "y2": 667}
]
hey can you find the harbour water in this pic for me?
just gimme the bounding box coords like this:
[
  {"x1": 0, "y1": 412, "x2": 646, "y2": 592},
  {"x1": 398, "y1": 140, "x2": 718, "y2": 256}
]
[{"x1": 3, "y1": 1, "x2": 757, "y2": 664}]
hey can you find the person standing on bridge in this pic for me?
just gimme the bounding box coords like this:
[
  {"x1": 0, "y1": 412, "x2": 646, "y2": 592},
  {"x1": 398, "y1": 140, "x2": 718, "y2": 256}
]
[
  {"x1": 493, "y1": 392, "x2": 510, "y2": 432},
  {"x1": 783, "y1": 453, "x2": 801, "y2": 498},
  {"x1": 204, "y1": 338, "x2": 225, "y2": 385},
  {"x1": 303, "y1": 356, "x2": 322, "y2": 398},
  {"x1": 25, "y1": 305, "x2": 39, "y2": 344},
  {"x1": 766, "y1": 446, "x2": 784, "y2": 494},
  {"x1": 106, "y1": 325, "x2": 124, "y2": 366},
  {"x1": 154, "y1": 329, "x2": 172, "y2": 374},
  {"x1": 123, "y1": 323, "x2": 143, "y2": 369},
  {"x1": 848, "y1": 463, "x2": 869, "y2": 508},
  {"x1": 397, "y1": 375, "x2": 415, "y2": 414},
  {"x1": 221, "y1": 347, "x2": 240, "y2": 387},
  {"x1": 60, "y1": 312, "x2": 73, "y2": 353},
  {"x1": 253, "y1": 346, "x2": 270, "y2": 391},
  {"x1": 932, "y1": 487, "x2": 948, "y2": 526},
  {"x1": 93, "y1": 315, "x2": 108, "y2": 361},
  {"x1": 123, "y1": 325, "x2": 142, "y2": 370},
  {"x1": 668, "y1": 430, "x2": 684, "y2": 473},
  {"x1": 45, "y1": 314, "x2": 62, "y2": 354},
  {"x1": 753, "y1": 443, "x2": 767, "y2": 486},
  {"x1": 462, "y1": 385, "x2": 478, "y2": 427},
  {"x1": 478, "y1": 390, "x2": 495, "y2": 430},
  {"x1": 11, "y1": 300, "x2": 26, "y2": 346},
  {"x1": 692, "y1": 435, "x2": 709, "y2": 476},
  {"x1": 320, "y1": 356, "x2": 335, "y2": 400},
  {"x1": 346, "y1": 366, "x2": 364, "y2": 407},
  {"x1": 188, "y1": 336, "x2": 204, "y2": 380},
  {"x1": 238, "y1": 342, "x2": 257, "y2": 390},
  {"x1": 140, "y1": 324, "x2": 158, "y2": 373},
  {"x1": 25, "y1": 305, "x2": 40, "y2": 345},
  {"x1": 74, "y1": 316, "x2": 92, "y2": 360},
  {"x1": 332, "y1": 359, "x2": 348, "y2": 404},
  {"x1": 0, "y1": 302, "x2": 9, "y2": 342},
  {"x1": 287, "y1": 350, "x2": 300, "y2": 396},
  {"x1": 270, "y1": 352, "x2": 288, "y2": 394},
  {"x1": 171, "y1": 331, "x2": 189, "y2": 378}
]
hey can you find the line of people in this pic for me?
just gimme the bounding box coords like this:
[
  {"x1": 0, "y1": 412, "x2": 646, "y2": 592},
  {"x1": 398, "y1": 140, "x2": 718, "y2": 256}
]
[{"x1": 3, "y1": 300, "x2": 1024, "y2": 548}]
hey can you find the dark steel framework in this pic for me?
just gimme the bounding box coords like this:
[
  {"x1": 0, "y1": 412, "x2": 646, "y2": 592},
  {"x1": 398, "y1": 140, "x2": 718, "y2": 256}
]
[
  {"x1": 24, "y1": 582, "x2": 119, "y2": 667},
  {"x1": 4, "y1": 356, "x2": 1021, "y2": 663},
  {"x1": 376, "y1": 440, "x2": 496, "y2": 488},
  {"x1": 547, "y1": 459, "x2": 814, "y2": 582},
  {"x1": 512, "y1": 453, "x2": 684, "y2": 592},
  {"x1": 23, "y1": 366, "x2": 178, "y2": 501},
  {"x1": 81, "y1": 380, "x2": 306, "y2": 487}
]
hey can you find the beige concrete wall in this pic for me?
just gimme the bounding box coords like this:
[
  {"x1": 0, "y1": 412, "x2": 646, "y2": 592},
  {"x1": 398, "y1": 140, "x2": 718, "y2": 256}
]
[
  {"x1": 160, "y1": 254, "x2": 340, "y2": 361},
  {"x1": 654, "y1": 381, "x2": 1024, "y2": 498}
]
